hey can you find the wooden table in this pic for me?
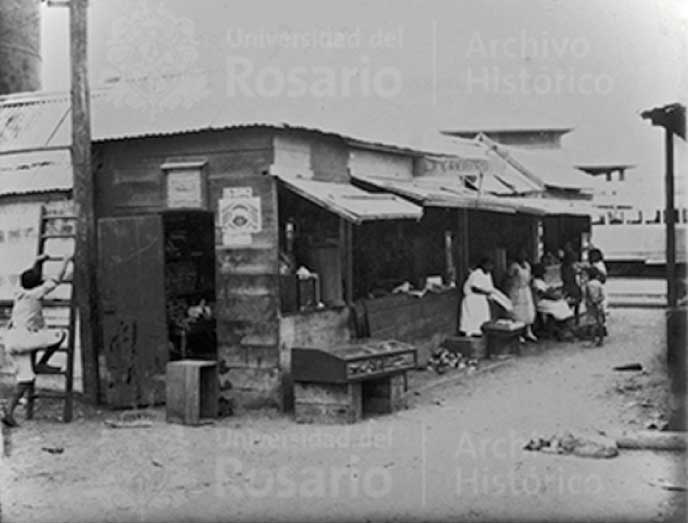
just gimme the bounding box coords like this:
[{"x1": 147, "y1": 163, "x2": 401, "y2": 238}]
[{"x1": 292, "y1": 340, "x2": 417, "y2": 424}]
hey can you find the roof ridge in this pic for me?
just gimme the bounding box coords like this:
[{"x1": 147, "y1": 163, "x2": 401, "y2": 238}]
[{"x1": 0, "y1": 90, "x2": 70, "y2": 105}]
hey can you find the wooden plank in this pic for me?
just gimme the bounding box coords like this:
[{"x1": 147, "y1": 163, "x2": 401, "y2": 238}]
[
  {"x1": 365, "y1": 291, "x2": 458, "y2": 342},
  {"x1": 309, "y1": 136, "x2": 350, "y2": 183},
  {"x1": 219, "y1": 345, "x2": 281, "y2": 368},
  {"x1": 343, "y1": 220, "x2": 354, "y2": 304}
]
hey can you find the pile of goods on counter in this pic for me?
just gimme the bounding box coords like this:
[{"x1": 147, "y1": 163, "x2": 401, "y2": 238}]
[
  {"x1": 427, "y1": 346, "x2": 478, "y2": 374},
  {"x1": 346, "y1": 340, "x2": 417, "y2": 377},
  {"x1": 391, "y1": 275, "x2": 455, "y2": 298}
]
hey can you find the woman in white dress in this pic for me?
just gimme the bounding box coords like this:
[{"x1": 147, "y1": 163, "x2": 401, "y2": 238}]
[
  {"x1": 460, "y1": 258, "x2": 495, "y2": 336},
  {"x1": 507, "y1": 250, "x2": 537, "y2": 341}
]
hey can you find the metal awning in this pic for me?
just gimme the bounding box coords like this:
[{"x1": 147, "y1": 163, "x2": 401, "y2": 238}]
[
  {"x1": 274, "y1": 174, "x2": 423, "y2": 224},
  {"x1": 0, "y1": 149, "x2": 72, "y2": 197},
  {"x1": 351, "y1": 174, "x2": 544, "y2": 215},
  {"x1": 496, "y1": 196, "x2": 595, "y2": 216}
]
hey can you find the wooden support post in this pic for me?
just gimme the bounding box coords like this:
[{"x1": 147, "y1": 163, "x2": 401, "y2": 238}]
[
  {"x1": 641, "y1": 103, "x2": 686, "y2": 431},
  {"x1": 70, "y1": 0, "x2": 99, "y2": 401},
  {"x1": 457, "y1": 208, "x2": 469, "y2": 285},
  {"x1": 444, "y1": 229, "x2": 456, "y2": 286},
  {"x1": 665, "y1": 127, "x2": 677, "y2": 309},
  {"x1": 340, "y1": 219, "x2": 354, "y2": 304}
]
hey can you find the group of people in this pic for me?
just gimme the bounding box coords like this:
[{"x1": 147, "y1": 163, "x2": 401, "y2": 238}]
[{"x1": 459, "y1": 246, "x2": 608, "y2": 346}]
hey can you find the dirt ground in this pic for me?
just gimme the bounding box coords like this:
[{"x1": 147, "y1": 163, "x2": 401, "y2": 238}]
[{"x1": 0, "y1": 308, "x2": 686, "y2": 523}]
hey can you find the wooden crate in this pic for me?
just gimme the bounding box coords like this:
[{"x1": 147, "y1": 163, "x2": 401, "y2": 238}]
[
  {"x1": 166, "y1": 360, "x2": 218, "y2": 425},
  {"x1": 484, "y1": 331, "x2": 522, "y2": 358},
  {"x1": 294, "y1": 381, "x2": 362, "y2": 424}
]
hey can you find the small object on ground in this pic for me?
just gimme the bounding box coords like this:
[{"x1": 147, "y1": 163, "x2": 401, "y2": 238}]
[
  {"x1": 648, "y1": 479, "x2": 687, "y2": 491},
  {"x1": 41, "y1": 446, "x2": 64, "y2": 454},
  {"x1": 104, "y1": 410, "x2": 156, "y2": 429},
  {"x1": 104, "y1": 418, "x2": 153, "y2": 428},
  {"x1": 152, "y1": 460, "x2": 163, "y2": 467},
  {"x1": 524, "y1": 432, "x2": 618, "y2": 458},
  {"x1": 427, "y1": 347, "x2": 477, "y2": 374},
  {"x1": 1, "y1": 414, "x2": 18, "y2": 428},
  {"x1": 645, "y1": 419, "x2": 669, "y2": 431},
  {"x1": 613, "y1": 363, "x2": 643, "y2": 371}
]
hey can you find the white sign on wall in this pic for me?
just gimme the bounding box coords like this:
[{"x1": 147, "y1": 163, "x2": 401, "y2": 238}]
[
  {"x1": 219, "y1": 187, "x2": 262, "y2": 247},
  {"x1": 0, "y1": 203, "x2": 41, "y2": 301},
  {"x1": 166, "y1": 169, "x2": 205, "y2": 208}
]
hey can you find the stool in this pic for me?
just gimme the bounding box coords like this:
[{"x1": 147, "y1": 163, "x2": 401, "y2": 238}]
[
  {"x1": 481, "y1": 321, "x2": 525, "y2": 358},
  {"x1": 166, "y1": 360, "x2": 218, "y2": 425}
]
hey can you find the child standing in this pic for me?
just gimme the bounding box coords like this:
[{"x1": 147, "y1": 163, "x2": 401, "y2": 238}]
[
  {"x1": 2, "y1": 254, "x2": 72, "y2": 427},
  {"x1": 584, "y1": 266, "x2": 606, "y2": 347}
]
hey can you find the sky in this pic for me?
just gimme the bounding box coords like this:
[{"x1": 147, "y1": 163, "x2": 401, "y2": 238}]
[{"x1": 39, "y1": 0, "x2": 688, "y2": 204}]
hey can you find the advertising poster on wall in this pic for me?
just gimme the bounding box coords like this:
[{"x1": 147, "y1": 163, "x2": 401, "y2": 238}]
[
  {"x1": 0, "y1": 202, "x2": 41, "y2": 301},
  {"x1": 219, "y1": 187, "x2": 262, "y2": 247}
]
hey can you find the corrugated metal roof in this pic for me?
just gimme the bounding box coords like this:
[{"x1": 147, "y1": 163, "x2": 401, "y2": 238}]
[
  {"x1": 351, "y1": 174, "x2": 542, "y2": 215},
  {"x1": 0, "y1": 94, "x2": 70, "y2": 152},
  {"x1": 0, "y1": 88, "x2": 467, "y2": 157},
  {"x1": 475, "y1": 134, "x2": 592, "y2": 191},
  {"x1": 503, "y1": 147, "x2": 595, "y2": 190},
  {"x1": 0, "y1": 149, "x2": 72, "y2": 196},
  {"x1": 274, "y1": 173, "x2": 423, "y2": 224},
  {"x1": 496, "y1": 196, "x2": 594, "y2": 216}
]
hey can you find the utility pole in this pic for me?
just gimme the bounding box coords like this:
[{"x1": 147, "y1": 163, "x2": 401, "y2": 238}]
[
  {"x1": 69, "y1": 0, "x2": 99, "y2": 401},
  {"x1": 664, "y1": 126, "x2": 677, "y2": 309},
  {"x1": 641, "y1": 102, "x2": 686, "y2": 430},
  {"x1": 641, "y1": 103, "x2": 685, "y2": 308}
]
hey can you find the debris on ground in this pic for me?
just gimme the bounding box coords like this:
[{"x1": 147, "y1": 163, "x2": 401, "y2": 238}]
[
  {"x1": 648, "y1": 479, "x2": 687, "y2": 492},
  {"x1": 427, "y1": 347, "x2": 478, "y2": 374},
  {"x1": 41, "y1": 446, "x2": 64, "y2": 454},
  {"x1": 645, "y1": 418, "x2": 669, "y2": 431},
  {"x1": 613, "y1": 363, "x2": 643, "y2": 371},
  {"x1": 104, "y1": 410, "x2": 156, "y2": 429},
  {"x1": 524, "y1": 432, "x2": 618, "y2": 458}
]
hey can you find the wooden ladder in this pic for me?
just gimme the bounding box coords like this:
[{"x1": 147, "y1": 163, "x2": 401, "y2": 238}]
[{"x1": 28, "y1": 205, "x2": 77, "y2": 422}]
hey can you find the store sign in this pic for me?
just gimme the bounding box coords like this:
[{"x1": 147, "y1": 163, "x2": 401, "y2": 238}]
[
  {"x1": 166, "y1": 169, "x2": 205, "y2": 208},
  {"x1": 219, "y1": 187, "x2": 262, "y2": 246}
]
